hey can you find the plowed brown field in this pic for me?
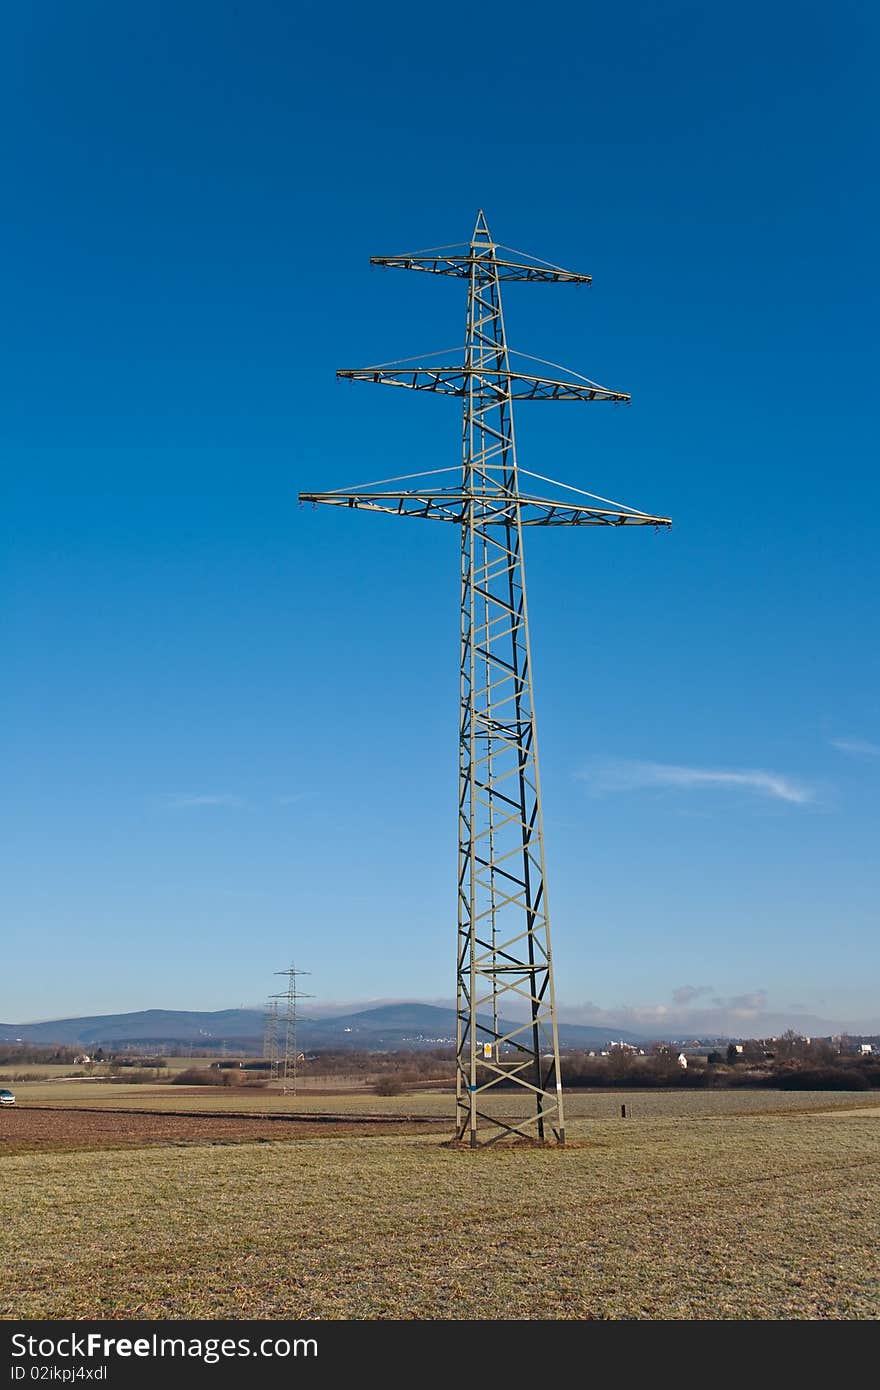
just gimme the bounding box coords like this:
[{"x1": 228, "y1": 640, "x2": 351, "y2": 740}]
[{"x1": 0, "y1": 1105, "x2": 439, "y2": 1156}]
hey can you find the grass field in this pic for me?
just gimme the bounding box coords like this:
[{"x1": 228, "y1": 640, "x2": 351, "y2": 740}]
[
  {"x1": 1, "y1": 1090, "x2": 878, "y2": 1319},
  {"x1": 0, "y1": 1063, "x2": 95, "y2": 1080},
  {"x1": 8, "y1": 1076, "x2": 880, "y2": 1117}
]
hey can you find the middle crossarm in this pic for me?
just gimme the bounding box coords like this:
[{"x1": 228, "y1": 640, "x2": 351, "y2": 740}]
[
  {"x1": 337, "y1": 367, "x2": 629, "y2": 403},
  {"x1": 298, "y1": 491, "x2": 671, "y2": 527}
]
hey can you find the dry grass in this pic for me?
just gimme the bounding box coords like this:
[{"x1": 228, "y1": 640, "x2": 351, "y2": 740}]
[
  {"x1": 0, "y1": 1064, "x2": 94, "y2": 1080},
  {"x1": 10, "y1": 1078, "x2": 880, "y2": 1118},
  {"x1": 1, "y1": 1095, "x2": 877, "y2": 1320},
  {"x1": 8, "y1": 1079, "x2": 385, "y2": 1109}
]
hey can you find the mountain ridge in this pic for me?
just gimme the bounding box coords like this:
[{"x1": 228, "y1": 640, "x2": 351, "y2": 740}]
[{"x1": 0, "y1": 1003, "x2": 643, "y2": 1049}]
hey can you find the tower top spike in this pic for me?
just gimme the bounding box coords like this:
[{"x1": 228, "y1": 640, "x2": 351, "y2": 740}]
[{"x1": 471, "y1": 209, "x2": 493, "y2": 245}]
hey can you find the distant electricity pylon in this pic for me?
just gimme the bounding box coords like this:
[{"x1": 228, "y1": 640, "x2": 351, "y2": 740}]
[
  {"x1": 271, "y1": 964, "x2": 313, "y2": 1095},
  {"x1": 300, "y1": 212, "x2": 671, "y2": 1146},
  {"x1": 262, "y1": 999, "x2": 280, "y2": 1080}
]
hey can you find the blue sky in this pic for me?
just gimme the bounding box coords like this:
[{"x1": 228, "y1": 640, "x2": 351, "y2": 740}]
[{"x1": 3, "y1": 2, "x2": 878, "y2": 1035}]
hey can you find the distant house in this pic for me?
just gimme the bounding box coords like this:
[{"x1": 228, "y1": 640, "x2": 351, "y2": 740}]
[
  {"x1": 677, "y1": 1053, "x2": 688, "y2": 1069},
  {"x1": 859, "y1": 1043, "x2": 875, "y2": 1057},
  {"x1": 73, "y1": 1054, "x2": 92, "y2": 1065}
]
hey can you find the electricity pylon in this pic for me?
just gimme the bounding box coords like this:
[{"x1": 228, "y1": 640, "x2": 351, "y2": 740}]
[
  {"x1": 300, "y1": 212, "x2": 670, "y2": 1146},
  {"x1": 271, "y1": 964, "x2": 313, "y2": 1095},
  {"x1": 263, "y1": 999, "x2": 280, "y2": 1079}
]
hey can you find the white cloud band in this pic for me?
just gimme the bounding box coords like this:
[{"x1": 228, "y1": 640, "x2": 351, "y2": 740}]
[{"x1": 580, "y1": 759, "x2": 812, "y2": 804}]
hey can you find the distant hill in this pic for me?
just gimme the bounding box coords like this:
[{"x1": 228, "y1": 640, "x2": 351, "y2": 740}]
[
  {"x1": 0, "y1": 1003, "x2": 642, "y2": 1050},
  {"x1": 297, "y1": 1003, "x2": 642, "y2": 1049},
  {"x1": 0, "y1": 1009, "x2": 266, "y2": 1047}
]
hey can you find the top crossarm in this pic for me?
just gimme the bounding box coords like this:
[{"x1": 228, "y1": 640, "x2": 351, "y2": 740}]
[{"x1": 371, "y1": 252, "x2": 591, "y2": 285}]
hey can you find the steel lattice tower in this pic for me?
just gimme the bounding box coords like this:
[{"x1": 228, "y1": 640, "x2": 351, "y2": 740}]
[
  {"x1": 301, "y1": 212, "x2": 670, "y2": 1146},
  {"x1": 271, "y1": 964, "x2": 313, "y2": 1095},
  {"x1": 263, "y1": 999, "x2": 280, "y2": 1079}
]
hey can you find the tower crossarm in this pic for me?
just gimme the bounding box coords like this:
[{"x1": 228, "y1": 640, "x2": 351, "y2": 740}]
[
  {"x1": 299, "y1": 489, "x2": 670, "y2": 528},
  {"x1": 337, "y1": 366, "x2": 629, "y2": 403},
  {"x1": 371, "y1": 253, "x2": 591, "y2": 285}
]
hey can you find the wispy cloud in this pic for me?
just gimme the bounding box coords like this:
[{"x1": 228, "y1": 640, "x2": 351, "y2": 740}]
[
  {"x1": 161, "y1": 793, "x2": 243, "y2": 809},
  {"x1": 830, "y1": 737, "x2": 880, "y2": 758},
  {"x1": 672, "y1": 984, "x2": 713, "y2": 1006},
  {"x1": 557, "y1": 989, "x2": 771, "y2": 1032},
  {"x1": 552, "y1": 989, "x2": 871, "y2": 1036},
  {"x1": 579, "y1": 759, "x2": 813, "y2": 805}
]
